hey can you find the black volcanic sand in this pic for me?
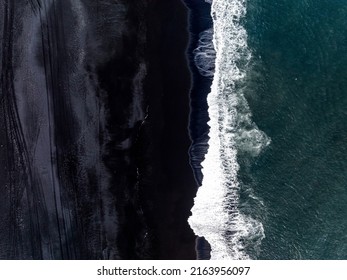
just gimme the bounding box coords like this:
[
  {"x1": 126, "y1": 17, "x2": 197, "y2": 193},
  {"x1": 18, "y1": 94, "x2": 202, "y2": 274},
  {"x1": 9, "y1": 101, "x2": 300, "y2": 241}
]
[
  {"x1": 0, "y1": 0, "x2": 197, "y2": 259},
  {"x1": 182, "y1": 0, "x2": 213, "y2": 259},
  {"x1": 183, "y1": 0, "x2": 213, "y2": 186},
  {"x1": 96, "y1": 0, "x2": 198, "y2": 259},
  {"x1": 142, "y1": 0, "x2": 198, "y2": 259}
]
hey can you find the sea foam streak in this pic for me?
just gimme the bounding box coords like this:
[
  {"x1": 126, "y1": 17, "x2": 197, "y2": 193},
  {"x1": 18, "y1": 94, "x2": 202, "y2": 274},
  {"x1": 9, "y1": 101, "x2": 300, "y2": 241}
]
[
  {"x1": 194, "y1": 28, "x2": 215, "y2": 77},
  {"x1": 189, "y1": 0, "x2": 270, "y2": 259}
]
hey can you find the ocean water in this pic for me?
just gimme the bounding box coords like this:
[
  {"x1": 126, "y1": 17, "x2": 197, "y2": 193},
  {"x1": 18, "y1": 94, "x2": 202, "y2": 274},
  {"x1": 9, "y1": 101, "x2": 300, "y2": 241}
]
[{"x1": 188, "y1": 0, "x2": 347, "y2": 259}]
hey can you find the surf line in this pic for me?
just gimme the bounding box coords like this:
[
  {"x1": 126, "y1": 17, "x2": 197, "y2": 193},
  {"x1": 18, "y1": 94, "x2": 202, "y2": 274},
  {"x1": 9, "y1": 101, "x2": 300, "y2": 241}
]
[{"x1": 188, "y1": 0, "x2": 270, "y2": 260}]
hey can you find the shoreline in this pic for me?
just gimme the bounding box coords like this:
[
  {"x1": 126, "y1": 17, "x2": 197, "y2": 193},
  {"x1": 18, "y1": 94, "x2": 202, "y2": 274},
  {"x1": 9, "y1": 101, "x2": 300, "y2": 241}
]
[
  {"x1": 182, "y1": 0, "x2": 213, "y2": 259},
  {"x1": 138, "y1": 0, "x2": 199, "y2": 259},
  {"x1": 0, "y1": 0, "x2": 200, "y2": 260}
]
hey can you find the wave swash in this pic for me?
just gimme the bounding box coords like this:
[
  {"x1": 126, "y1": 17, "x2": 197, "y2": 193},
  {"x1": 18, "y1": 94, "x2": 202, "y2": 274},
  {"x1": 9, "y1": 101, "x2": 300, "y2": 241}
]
[{"x1": 188, "y1": 0, "x2": 270, "y2": 260}]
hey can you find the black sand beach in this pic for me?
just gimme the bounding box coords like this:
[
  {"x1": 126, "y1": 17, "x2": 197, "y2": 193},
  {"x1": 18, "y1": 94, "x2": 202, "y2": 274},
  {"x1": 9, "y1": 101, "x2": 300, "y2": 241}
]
[
  {"x1": 0, "y1": 0, "x2": 197, "y2": 259},
  {"x1": 140, "y1": 0, "x2": 198, "y2": 259},
  {"x1": 101, "y1": 0, "x2": 198, "y2": 259}
]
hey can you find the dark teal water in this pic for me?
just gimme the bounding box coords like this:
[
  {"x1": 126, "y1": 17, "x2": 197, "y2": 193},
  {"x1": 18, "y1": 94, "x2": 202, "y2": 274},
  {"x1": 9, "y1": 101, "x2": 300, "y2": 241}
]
[{"x1": 240, "y1": 0, "x2": 347, "y2": 259}]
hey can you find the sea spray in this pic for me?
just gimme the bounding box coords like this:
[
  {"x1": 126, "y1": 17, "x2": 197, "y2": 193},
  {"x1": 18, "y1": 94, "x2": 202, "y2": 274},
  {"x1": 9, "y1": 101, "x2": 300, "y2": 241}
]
[{"x1": 188, "y1": 0, "x2": 270, "y2": 259}]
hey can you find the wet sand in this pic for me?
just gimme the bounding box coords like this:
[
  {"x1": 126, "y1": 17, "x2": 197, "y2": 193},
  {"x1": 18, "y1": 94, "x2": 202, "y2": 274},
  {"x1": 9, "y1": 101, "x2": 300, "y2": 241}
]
[
  {"x1": 140, "y1": 0, "x2": 198, "y2": 259},
  {"x1": 0, "y1": 0, "x2": 197, "y2": 259}
]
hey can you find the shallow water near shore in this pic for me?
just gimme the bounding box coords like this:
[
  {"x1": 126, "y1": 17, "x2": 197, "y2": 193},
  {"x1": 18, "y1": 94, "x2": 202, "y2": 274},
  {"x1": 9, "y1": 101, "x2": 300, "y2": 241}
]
[{"x1": 188, "y1": 0, "x2": 347, "y2": 259}]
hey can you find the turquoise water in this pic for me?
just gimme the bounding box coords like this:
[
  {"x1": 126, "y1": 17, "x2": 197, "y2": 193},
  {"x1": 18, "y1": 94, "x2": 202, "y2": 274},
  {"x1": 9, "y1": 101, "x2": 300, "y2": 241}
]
[{"x1": 241, "y1": 0, "x2": 347, "y2": 259}]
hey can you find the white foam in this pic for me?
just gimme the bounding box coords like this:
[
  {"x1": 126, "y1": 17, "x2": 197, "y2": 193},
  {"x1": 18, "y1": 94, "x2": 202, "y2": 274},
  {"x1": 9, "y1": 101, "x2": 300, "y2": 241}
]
[
  {"x1": 188, "y1": 0, "x2": 270, "y2": 259},
  {"x1": 194, "y1": 28, "x2": 215, "y2": 77}
]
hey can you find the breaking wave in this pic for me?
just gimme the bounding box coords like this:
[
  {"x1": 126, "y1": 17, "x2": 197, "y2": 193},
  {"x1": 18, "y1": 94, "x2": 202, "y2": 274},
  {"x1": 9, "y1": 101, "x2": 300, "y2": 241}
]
[{"x1": 189, "y1": 0, "x2": 270, "y2": 259}]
